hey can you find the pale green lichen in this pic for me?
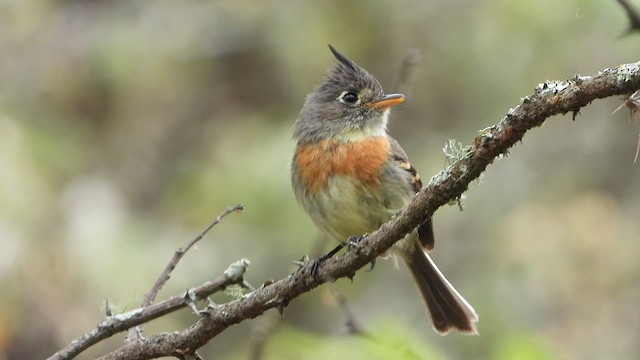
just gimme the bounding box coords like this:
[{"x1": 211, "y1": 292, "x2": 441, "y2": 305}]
[
  {"x1": 427, "y1": 168, "x2": 451, "y2": 188},
  {"x1": 111, "y1": 308, "x2": 143, "y2": 322},
  {"x1": 442, "y1": 139, "x2": 467, "y2": 165},
  {"x1": 224, "y1": 284, "x2": 246, "y2": 300},
  {"x1": 617, "y1": 63, "x2": 640, "y2": 82}
]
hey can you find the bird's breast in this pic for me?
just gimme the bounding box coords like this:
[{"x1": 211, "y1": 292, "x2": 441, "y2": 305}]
[{"x1": 293, "y1": 137, "x2": 391, "y2": 195}]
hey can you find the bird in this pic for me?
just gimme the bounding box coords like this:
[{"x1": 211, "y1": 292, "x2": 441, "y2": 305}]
[{"x1": 290, "y1": 45, "x2": 478, "y2": 335}]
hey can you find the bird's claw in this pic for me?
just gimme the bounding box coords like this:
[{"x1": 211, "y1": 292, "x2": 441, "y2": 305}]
[
  {"x1": 346, "y1": 236, "x2": 375, "y2": 271},
  {"x1": 346, "y1": 235, "x2": 364, "y2": 249},
  {"x1": 365, "y1": 259, "x2": 376, "y2": 272},
  {"x1": 310, "y1": 243, "x2": 345, "y2": 280},
  {"x1": 310, "y1": 254, "x2": 330, "y2": 280},
  {"x1": 292, "y1": 255, "x2": 310, "y2": 269}
]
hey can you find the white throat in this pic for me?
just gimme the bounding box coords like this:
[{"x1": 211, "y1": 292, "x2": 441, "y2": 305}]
[{"x1": 335, "y1": 109, "x2": 389, "y2": 142}]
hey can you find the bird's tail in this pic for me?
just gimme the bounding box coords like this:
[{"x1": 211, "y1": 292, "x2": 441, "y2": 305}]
[{"x1": 404, "y1": 248, "x2": 479, "y2": 335}]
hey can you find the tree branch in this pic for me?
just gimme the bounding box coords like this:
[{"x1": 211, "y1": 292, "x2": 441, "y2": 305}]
[
  {"x1": 54, "y1": 61, "x2": 640, "y2": 359},
  {"x1": 47, "y1": 260, "x2": 249, "y2": 360},
  {"x1": 123, "y1": 204, "x2": 244, "y2": 344}
]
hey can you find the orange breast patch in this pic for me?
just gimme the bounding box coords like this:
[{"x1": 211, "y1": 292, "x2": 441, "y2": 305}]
[{"x1": 294, "y1": 137, "x2": 390, "y2": 194}]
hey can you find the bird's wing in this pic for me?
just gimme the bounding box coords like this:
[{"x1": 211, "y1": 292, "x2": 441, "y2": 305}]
[{"x1": 388, "y1": 137, "x2": 435, "y2": 250}]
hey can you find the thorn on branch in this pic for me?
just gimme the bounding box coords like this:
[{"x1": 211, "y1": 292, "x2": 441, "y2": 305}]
[
  {"x1": 275, "y1": 298, "x2": 290, "y2": 317},
  {"x1": 572, "y1": 109, "x2": 581, "y2": 120},
  {"x1": 174, "y1": 347, "x2": 202, "y2": 360},
  {"x1": 291, "y1": 255, "x2": 309, "y2": 270},
  {"x1": 104, "y1": 299, "x2": 112, "y2": 317},
  {"x1": 346, "y1": 273, "x2": 355, "y2": 283},
  {"x1": 612, "y1": 91, "x2": 640, "y2": 162},
  {"x1": 260, "y1": 279, "x2": 275, "y2": 288}
]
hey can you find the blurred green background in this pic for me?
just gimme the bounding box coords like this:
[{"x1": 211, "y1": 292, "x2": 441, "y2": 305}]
[{"x1": 1, "y1": 0, "x2": 639, "y2": 359}]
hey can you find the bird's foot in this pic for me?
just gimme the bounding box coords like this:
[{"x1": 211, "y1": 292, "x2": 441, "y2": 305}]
[
  {"x1": 310, "y1": 243, "x2": 344, "y2": 280},
  {"x1": 346, "y1": 236, "x2": 376, "y2": 272}
]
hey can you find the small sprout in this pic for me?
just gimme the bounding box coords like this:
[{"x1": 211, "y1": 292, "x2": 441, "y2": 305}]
[
  {"x1": 104, "y1": 299, "x2": 113, "y2": 317},
  {"x1": 186, "y1": 288, "x2": 197, "y2": 302},
  {"x1": 224, "y1": 259, "x2": 250, "y2": 280},
  {"x1": 103, "y1": 299, "x2": 134, "y2": 316},
  {"x1": 185, "y1": 289, "x2": 200, "y2": 315}
]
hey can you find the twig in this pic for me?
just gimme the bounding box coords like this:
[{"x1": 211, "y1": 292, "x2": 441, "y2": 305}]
[
  {"x1": 143, "y1": 204, "x2": 245, "y2": 307},
  {"x1": 616, "y1": 0, "x2": 640, "y2": 35},
  {"x1": 91, "y1": 62, "x2": 640, "y2": 360},
  {"x1": 392, "y1": 48, "x2": 422, "y2": 93},
  {"x1": 248, "y1": 311, "x2": 282, "y2": 360},
  {"x1": 47, "y1": 260, "x2": 249, "y2": 360},
  {"x1": 125, "y1": 204, "x2": 245, "y2": 342},
  {"x1": 330, "y1": 285, "x2": 364, "y2": 335}
]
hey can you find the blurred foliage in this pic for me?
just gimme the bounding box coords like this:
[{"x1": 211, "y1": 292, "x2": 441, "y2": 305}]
[
  {"x1": 253, "y1": 320, "x2": 448, "y2": 360},
  {"x1": 0, "y1": 0, "x2": 639, "y2": 359}
]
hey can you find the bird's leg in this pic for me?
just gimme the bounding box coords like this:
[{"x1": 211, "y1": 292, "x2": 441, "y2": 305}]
[{"x1": 310, "y1": 243, "x2": 345, "y2": 280}]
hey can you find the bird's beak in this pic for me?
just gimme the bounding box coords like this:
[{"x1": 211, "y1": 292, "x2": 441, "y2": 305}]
[{"x1": 365, "y1": 93, "x2": 405, "y2": 110}]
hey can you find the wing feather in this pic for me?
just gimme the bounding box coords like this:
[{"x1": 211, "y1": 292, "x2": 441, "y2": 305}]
[{"x1": 388, "y1": 137, "x2": 435, "y2": 250}]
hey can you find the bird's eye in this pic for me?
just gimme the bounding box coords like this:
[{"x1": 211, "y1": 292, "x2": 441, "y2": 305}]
[{"x1": 341, "y1": 92, "x2": 358, "y2": 104}]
